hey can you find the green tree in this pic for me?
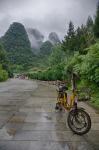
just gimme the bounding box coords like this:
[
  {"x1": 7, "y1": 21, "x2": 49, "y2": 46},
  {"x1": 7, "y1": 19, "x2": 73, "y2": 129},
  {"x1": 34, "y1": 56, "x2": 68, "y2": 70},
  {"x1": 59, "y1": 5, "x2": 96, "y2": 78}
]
[
  {"x1": 94, "y1": 2, "x2": 99, "y2": 38},
  {"x1": 67, "y1": 21, "x2": 75, "y2": 37},
  {"x1": 0, "y1": 44, "x2": 9, "y2": 81},
  {"x1": 0, "y1": 43, "x2": 6, "y2": 64},
  {"x1": 49, "y1": 44, "x2": 65, "y2": 66},
  {"x1": 86, "y1": 16, "x2": 93, "y2": 30},
  {"x1": 39, "y1": 41, "x2": 53, "y2": 57},
  {"x1": 62, "y1": 21, "x2": 94, "y2": 55},
  {"x1": 62, "y1": 21, "x2": 76, "y2": 55},
  {"x1": 0, "y1": 65, "x2": 8, "y2": 81},
  {"x1": 75, "y1": 25, "x2": 95, "y2": 54}
]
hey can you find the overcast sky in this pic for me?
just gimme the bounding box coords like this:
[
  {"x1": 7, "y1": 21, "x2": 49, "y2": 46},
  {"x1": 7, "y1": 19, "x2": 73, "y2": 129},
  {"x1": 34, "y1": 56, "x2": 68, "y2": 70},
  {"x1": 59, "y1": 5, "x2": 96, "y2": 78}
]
[{"x1": 0, "y1": 0, "x2": 98, "y2": 39}]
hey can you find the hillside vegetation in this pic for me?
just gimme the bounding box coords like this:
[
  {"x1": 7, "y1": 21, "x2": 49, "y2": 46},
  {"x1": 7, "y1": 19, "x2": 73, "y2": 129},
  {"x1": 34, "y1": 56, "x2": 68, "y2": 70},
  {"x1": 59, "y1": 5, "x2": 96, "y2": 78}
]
[
  {"x1": 28, "y1": 3, "x2": 99, "y2": 107},
  {"x1": 1, "y1": 22, "x2": 35, "y2": 71},
  {"x1": 0, "y1": 44, "x2": 10, "y2": 81},
  {"x1": 0, "y1": 22, "x2": 58, "y2": 72}
]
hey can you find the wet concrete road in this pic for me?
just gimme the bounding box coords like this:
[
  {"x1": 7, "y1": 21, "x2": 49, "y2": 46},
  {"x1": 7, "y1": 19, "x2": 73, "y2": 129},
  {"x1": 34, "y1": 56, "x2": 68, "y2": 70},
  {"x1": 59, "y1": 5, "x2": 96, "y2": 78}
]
[{"x1": 0, "y1": 79, "x2": 99, "y2": 150}]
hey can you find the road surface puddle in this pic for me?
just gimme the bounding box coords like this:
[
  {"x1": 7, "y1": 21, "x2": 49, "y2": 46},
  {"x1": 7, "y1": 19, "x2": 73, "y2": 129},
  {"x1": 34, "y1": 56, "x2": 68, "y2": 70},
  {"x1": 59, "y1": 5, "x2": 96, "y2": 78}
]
[
  {"x1": 0, "y1": 127, "x2": 13, "y2": 140},
  {"x1": 9, "y1": 116, "x2": 25, "y2": 123},
  {"x1": 44, "y1": 116, "x2": 52, "y2": 120}
]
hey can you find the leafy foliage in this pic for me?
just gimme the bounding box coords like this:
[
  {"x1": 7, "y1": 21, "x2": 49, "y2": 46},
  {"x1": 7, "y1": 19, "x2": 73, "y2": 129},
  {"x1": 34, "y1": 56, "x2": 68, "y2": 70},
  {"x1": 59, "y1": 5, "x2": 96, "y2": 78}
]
[
  {"x1": 39, "y1": 41, "x2": 53, "y2": 57},
  {"x1": 0, "y1": 43, "x2": 7, "y2": 65},
  {"x1": 0, "y1": 65, "x2": 8, "y2": 81},
  {"x1": 28, "y1": 63, "x2": 64, "y2": 81},
  {"x1": 0, "y1": 44, "x2": 9, "y2": 81},
  {"x1": 49, "y1": 44, "x2": 65, "y2": 66},
  {"x1": 64, "y1": 42, "x2": 99, "y2": 85},
  {"x1": 80, "y1": 43, "x2": 99, "y2": 85}
]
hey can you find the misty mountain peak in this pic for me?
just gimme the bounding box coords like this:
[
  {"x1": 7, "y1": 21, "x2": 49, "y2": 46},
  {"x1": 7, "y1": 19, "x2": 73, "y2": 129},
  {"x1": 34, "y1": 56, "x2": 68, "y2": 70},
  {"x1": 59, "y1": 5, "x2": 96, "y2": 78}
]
[
  {"x1": 1, "y1": 22, "x2": 34, "y2": 65},
  {"x1": 26, "y1": 28, "x2": 44, "y2": 54},
  {"x1": 48, "y1": 32, "x2": 60, "y2": 45},
  {"x1": 27, "y1": 28, "x2": 44, "y2": 41}
]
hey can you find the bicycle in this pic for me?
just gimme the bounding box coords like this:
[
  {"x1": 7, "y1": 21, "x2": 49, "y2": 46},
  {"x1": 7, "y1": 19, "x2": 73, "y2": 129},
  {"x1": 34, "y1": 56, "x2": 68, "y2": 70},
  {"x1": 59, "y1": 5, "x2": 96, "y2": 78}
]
[{"x1": 55, "y1": 74, "x2": 91, "y2": 135}]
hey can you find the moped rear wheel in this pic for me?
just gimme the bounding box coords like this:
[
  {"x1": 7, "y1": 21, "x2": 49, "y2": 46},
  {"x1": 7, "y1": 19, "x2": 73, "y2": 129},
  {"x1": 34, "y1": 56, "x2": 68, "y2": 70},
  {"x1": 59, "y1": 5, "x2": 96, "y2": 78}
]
[{"x1": 67, "y1": 108, "x2": 91, "y2": 135}]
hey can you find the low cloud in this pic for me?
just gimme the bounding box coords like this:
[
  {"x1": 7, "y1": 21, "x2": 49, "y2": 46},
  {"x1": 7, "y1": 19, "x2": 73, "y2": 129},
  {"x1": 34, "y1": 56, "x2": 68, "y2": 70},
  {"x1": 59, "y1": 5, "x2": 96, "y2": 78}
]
[{"x1": 0, "y1": 0, "x2": 98, "y2": 39}]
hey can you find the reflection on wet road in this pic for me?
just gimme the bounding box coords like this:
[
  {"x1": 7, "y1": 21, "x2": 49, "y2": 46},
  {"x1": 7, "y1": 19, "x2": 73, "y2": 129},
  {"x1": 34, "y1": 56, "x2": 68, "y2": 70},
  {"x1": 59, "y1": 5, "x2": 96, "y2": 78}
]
[{"x1": 0, "y1": 79, "x2": 99, "y2": 150}]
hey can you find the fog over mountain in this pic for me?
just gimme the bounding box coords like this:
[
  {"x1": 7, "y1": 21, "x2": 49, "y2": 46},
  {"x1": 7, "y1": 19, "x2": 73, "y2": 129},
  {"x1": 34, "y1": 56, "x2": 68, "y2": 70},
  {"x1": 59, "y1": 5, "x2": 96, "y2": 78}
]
[
  {"x1": 49, "y1": 32, "x2": 60, "y2": 45},
  {"x1": 0, "y1": 0, "x2": 98, "y2": 39},
  {"x1": 27, "y1": 28, "x2": 44, "y2": 51}
]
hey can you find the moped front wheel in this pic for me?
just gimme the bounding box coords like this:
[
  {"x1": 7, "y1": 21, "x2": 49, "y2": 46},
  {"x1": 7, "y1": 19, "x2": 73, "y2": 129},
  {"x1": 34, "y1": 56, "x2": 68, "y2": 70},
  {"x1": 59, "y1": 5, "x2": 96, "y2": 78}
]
[{"x1": 67, "y1": 108, "x2": 91, "y2": 135}]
